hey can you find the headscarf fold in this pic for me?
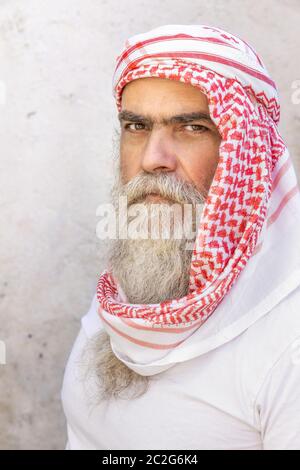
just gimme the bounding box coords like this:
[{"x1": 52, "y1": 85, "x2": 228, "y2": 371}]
[{"x1": 95, "y1": 25, "x2": 300, "y2": 375}]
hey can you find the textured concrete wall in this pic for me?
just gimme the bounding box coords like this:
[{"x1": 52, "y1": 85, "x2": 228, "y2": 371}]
[{"x1": 0, "y1": 0, "x2": 299, "y2": 450}]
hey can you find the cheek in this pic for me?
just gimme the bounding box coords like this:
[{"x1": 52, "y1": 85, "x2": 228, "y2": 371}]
[
  {"x1": 178, "y1": 139, "x2": 221, "y2": 191},
  {"x1": 120, "y1": 142, "x2": 141, "y2": 182}
]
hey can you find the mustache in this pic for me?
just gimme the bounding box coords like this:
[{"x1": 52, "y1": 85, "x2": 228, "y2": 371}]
[{"x1": 112, "y1": 171, "x2": 208, "y2": 207}]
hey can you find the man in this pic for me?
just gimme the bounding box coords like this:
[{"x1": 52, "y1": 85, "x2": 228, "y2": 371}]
[{"x1": 61, "y1": 24, "x2": 300, "y2": 450}]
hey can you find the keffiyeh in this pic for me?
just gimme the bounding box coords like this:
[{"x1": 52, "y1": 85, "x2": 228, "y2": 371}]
[{"x1": 95, "y1": 25, "x2": 300, "y2": 375}]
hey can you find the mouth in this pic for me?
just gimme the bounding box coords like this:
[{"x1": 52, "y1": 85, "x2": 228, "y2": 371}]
[
  {"x1": 131, "y1": 192, "x2": 174, "y2": 205},
  {"x1": 145, "y1": 193, "x2": 165, "y2": 202}
]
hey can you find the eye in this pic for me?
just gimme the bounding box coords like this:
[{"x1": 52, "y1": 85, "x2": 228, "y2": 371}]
[
  {"x1": 124, "y1": 122, "x2": 147, "y2": 132},
  {"x1": 184, "y1": 124, "x2": 209, "y2": 133}
]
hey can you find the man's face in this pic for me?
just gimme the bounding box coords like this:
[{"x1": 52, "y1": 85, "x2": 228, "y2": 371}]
[
  {"x1": 108, "y1": 77, "x2": 222, "y2": 305},
  {"x1": 118, "y1": 77, "x2": 221, "y2": 196}
]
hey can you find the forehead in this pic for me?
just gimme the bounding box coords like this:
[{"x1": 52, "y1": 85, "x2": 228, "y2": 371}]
[{"x1": 121, "y1": 77, "x2": 209, "y2": 114}]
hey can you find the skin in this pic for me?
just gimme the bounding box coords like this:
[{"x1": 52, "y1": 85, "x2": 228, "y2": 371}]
[{"x1": 118, "y1": 77, "x2": 222, "y2": 198}]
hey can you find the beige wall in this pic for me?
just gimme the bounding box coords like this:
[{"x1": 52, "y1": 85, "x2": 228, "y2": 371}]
[{"x1": 0, "y1": 0, "x2": 299, "y2": 449}]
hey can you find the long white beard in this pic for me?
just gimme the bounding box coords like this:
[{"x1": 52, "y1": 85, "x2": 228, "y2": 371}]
[
  {"x1": 108, "y1": 219, "x2": 193, "y2": 304},
  {"x1": 82, "y1": 168, "x2": 207, "y2": 402},
  {"x1": 108, "y1": 171, "x2": 206, "y2": 304}
]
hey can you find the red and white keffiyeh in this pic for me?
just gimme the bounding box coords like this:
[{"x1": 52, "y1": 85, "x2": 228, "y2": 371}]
[{"x1": 95, "y1": 25, "x2": 300, "y2": 375}]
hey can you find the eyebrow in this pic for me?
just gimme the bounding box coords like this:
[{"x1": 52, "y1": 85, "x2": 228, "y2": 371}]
[{"x1": 118, "y1": 109, "x2": 214, "y2": 126}]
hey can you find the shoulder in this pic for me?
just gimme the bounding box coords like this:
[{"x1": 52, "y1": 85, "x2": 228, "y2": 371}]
[
  {"x1": 235, "y1": 284, "x2": 300, "y2": 402},
  {"x1": 242, "y1": 284, "x2": 300, "y2": 362},
  {"x1": 61, "y1": 293, "x2": 104, "y2": 404},
  {"x1": 253, "y1": 332, "x2": 300, "y2": 449}
]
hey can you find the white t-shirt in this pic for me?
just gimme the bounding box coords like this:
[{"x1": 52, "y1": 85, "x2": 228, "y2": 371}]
[{"x1": 61, "y1": 286, "x2": 300, "y2": 450}]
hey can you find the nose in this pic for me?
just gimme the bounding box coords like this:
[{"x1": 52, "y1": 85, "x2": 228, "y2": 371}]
[{"x1": 140, "y1": 128, "x2": 177, "y2": 173}]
